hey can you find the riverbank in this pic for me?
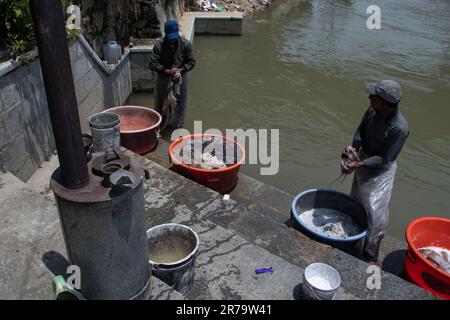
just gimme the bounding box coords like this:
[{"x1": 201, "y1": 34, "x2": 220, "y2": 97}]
[{"x1": 191, "y1": 0, "x2": 273, "y2": 15}]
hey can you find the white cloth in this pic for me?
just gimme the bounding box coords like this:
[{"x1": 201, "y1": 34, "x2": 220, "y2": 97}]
[{"x1": 351, "y1": 151, "x2": 397, "y2": 261}]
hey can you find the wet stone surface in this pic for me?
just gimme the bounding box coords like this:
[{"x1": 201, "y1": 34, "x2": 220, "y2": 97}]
[
  {"x1": 0, "y1": 148, "x2": 439, "y2": 300},
  {"x1": 139, "y1": 150, "x2": 438, "y2": 300}
]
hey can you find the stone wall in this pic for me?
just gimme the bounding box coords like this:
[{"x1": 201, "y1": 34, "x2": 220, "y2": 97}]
[
  {"x1": 0, "y1": 38, "x2": 132, "y2": 182},
  {"x1": 130, "y1": 49, "x2": 156, "y2": 92},
  {"x1": 79, "y1": 0, "x2": 188, "y2": 57}
]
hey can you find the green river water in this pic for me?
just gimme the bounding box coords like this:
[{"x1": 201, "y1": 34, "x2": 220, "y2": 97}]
[{"x1": 129, "y1": 0, "x2": 450, "y2": 239}]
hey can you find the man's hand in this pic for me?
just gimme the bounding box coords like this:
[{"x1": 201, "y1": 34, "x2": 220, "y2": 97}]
[
  {"x1": 348, "y1": 161, "x2": 365, "y2": 170},
  {"x1": 341, "y1": 146, "x2": 358, "y2": 159},
  {"x1": 341, "y1": 159, "x2": 364, "y2": 174},
  {"x1": 165, "y1": 68, "x2": 179, "y2": 76},
  {"x1": 341, "y1": 159, "x2": 351, "y2": 174}
]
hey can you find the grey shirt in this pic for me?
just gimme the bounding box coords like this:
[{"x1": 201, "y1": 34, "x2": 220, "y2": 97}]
[{"x1": 352, "y1": 107, "x2": 409, "y2": 169}]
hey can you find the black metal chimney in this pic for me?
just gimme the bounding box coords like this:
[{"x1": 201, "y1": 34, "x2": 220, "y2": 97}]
[{"x1": 29, "y1": 0, "x2": 89, "y2": 189}]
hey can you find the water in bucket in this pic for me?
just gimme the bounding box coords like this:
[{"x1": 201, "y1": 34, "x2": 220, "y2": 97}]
[
  {"x1": 301, "y1": 263, "x2": 341, "y2": 300},
  {"x1": 147, "y1": 223, "x2": 200, "y2": 295}
]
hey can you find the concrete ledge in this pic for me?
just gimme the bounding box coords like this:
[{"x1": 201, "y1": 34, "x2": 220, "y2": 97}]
[
  {"x1": 181, "y1": 12, "x2": 244, "y2": 42},
  {"x1": 0, "y1": 49, "x2": 39, "y2": 78}
]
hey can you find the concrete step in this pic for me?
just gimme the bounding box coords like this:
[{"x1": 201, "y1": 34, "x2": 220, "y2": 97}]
[
  {"x1": 0, "y1": 172, "x2": 65, "y2": 299},
  {"x1": 146, "y1": 138, "x2": 410, "y2": 276},
  {"x1": 27, "y1": 150, "x2": 318, "y2": 300},
  {"x1": 26, "y1": 154, "x2": 59, "y2": 204},
  {"x1": 131, "y1": 153, "x2": 341, "y2": 299},
  {"x1": 134, "y1": 149, "x2": 437, "y2": 300},
  {"x1": 27, "y1": 149, "x2": 410, "y2": 280},
  {"x1": 19, "y1": 146, "x2": 435, "y2": 300}
]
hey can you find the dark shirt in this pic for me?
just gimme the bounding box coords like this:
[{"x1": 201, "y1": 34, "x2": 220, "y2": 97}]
[
  {"x1": 149, "y1": 37, "x2": 196, "y2": 75},
  {"x1": 352, "y1": 107, "x2": 409, "y2": 169}
]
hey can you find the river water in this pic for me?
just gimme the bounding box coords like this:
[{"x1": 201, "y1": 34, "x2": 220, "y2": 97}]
[{"x1": 129, "y1": 0, "x2": 450, "y2": 239}]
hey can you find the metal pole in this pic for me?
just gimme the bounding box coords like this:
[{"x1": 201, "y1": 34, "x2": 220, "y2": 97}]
[{"x1": 29, "y1": 0, "x2": 89, "y2": 189}]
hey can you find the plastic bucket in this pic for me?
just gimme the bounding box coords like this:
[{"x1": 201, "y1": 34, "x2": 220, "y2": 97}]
[
  {"x1": 301, "y1": 263, "x2": 341, "y2": 300},
  {"x1": 147, "y1": 224, "x2": 199, "y2": 295},
  {"x1": 291, "y1": 189, "x2": 368, "y2": 257},
  {"x1": 89, "y1": 112, "x2": 121, "y2": 153},
  {"x1": 405, "y1": 217, "x2": 450, "y2": 299},
  {"x1": 169, "y1": 134, "x2": 246, "y2": 194},
  {"x1": 104, "y1": 106, "x2": 162, "y2": 155}
]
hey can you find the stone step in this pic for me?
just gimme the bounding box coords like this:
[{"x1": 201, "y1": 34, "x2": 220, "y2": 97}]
[
  {"x1": 26, "y1": 154, "x2": 59, "y2": 204},
  {"x1": 0, "y1": 172, "x2": 65, "y2": 299},
  {"x1": 145, "y1": 139, "x2": 410, "y2": 277},
  {"x1": 133, "y1": 154, "x2": 348, "y2": 299},
  {"x1": 133, "y1": 150, "x2": 437, "y2": 300},
  {"x1": 21, "y1": 147, "x2": 435, "y2": 300}
]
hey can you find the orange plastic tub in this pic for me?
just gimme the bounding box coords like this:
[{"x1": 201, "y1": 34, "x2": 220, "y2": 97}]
[
  {"x1": 169, "y1": 134, "x2": 245, "y2": 194},
  {"x1": 405, "y1": 217, "x2": 450, "y2": 299}
]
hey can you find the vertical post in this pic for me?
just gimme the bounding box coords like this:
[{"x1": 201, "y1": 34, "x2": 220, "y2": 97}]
[{"x1": 29, "y1": 0, "x2": 89, "y2": 189}]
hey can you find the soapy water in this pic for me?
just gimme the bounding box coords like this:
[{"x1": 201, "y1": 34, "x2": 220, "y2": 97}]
[
  {"x1": 150, "y1": 246, "x2": 190, "y2": 264},
  {"x1": 307, "y1": 275, "x2": 333, "y2": 291},
  {"x1": 299, "y1": 208, "x2": 361, "y2": 238},
  {"x1": 418, "y1": 246, "x2": 450, "y2": 275},
  {"x1": 173, "y1": 136, "x2": 243, "y2": 170}
]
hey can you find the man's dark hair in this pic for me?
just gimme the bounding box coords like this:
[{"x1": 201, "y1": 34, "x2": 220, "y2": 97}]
[
  {"x1": 380, "y1": 97, "x2": 398, "y2": 109},
  {"x1": 387, "y1": 101, "x2": 399, "y2": 109}
]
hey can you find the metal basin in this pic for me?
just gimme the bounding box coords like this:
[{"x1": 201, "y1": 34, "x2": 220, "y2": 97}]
[{"x1": 104, "y1": 106, "x2": 162, "y2": 155}]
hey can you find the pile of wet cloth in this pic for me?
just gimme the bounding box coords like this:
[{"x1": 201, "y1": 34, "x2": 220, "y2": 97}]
[
  {"x1": 160, "y1": 73, "x2": 182, "y2": 132},
  {"x1": 299, "y1": 208, "x2": 361, "y2": 238},
  {"x1": 175, "y1": 136, "x2": 240, "y2": 170},
  {"x1": 418, "y1": 246, "x2": 450, "y2": 275}
]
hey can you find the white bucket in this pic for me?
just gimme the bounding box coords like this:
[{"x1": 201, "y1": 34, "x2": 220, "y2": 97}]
[{"x1": 302, "y1": 263, "x2": 341, "y2": 300}]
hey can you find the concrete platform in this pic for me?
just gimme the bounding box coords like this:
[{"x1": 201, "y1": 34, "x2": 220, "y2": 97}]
[
  {"x1": 0, "y1": 145, "x2": 438, "y2": 300},
  {"x1": 0, "y1": 171, "x2": 184, "y2": 300},
  {"x1": 141, "y1": 140, "x2": 437, "y2": 299},
  {"x1": 181, "y1": 12, "x2": 244, "y2": 43}
]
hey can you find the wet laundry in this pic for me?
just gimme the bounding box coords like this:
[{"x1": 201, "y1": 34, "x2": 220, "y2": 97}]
[
  {"x1": 177, "y1": 137, "x2": 240, "y2": 170},
  {"x1": 299, "y1": 208, "x2": 361, "y2": 238},
  {"x1": 418, "y1": 246, "x2": 450, "y2": 275}
]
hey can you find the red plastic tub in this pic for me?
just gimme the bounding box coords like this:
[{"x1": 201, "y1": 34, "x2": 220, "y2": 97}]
[
  {"x1": 104, "y1": 106, "x2": 162, "y2": 155},
  {"x1": 169, "y1": 134, "x2": 246, "y2": 194},
  {"x1": 405, "y1": 217, "x2": 450, "y2": 299}
]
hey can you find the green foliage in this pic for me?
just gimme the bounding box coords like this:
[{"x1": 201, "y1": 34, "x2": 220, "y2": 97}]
[
  {"x1": 18, "y1": 51, "x2": 33, "y2": 65},
  {"x1": 0, "y1": 0, "x2": 35, "y2": 59},
  {"x1": 0, "y1": 0, "x2": 81, "y2": 62},
  {"x1": 67, "y1": 28, "x2": 81, "y2": 41}
]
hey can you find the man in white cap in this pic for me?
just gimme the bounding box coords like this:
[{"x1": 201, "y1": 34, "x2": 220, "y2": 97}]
[{"x1": 342, "y1": 80, "x2": 409, "y2": 263}]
